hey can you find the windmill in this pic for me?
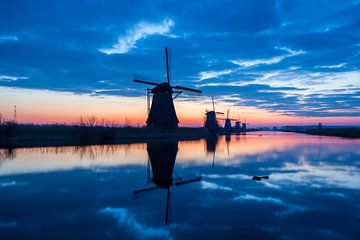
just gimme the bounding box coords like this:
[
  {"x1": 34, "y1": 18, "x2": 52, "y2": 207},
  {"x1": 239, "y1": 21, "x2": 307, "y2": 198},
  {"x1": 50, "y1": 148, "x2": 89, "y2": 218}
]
[
  {"x1": 218, "y1": 109, "x2": 237, "y2": 132},
  {"x1": 133, "y1": 140, "x2": 202, "y2": 225},
  {"x1": 234, "y1": 115, "x2": 242, "y2": 132},
  {"x1": 204, "y1": 97, "x2": 224, "y2": 134},
  {"x1": 242, "y1": 118, "x2": 250, "y2": 132},
  {"x1": 133, "y1": 48, "x2": 202, "y2": 128}
]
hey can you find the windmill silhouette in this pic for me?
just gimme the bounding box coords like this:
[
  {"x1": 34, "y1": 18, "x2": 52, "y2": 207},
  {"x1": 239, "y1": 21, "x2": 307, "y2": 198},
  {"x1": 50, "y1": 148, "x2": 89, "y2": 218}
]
[
  {"x1": 133, "y1": 48, "x2": 202, "y2": 128},
  {"x1": 133, "y1": 140, "x2": 202, "y2": 225},
  {"x1": 204, "y1": 97, "x2": 224, "y2": 134},
  {"x1": 218, "y1": 109, "x2": 237, "y2": 132},
  {"x1": 242, "y1": 118, "x2": 250, "y2": 132},
  {"x1": 234, "y1": 115, "x2": 242, "y2": 133}
]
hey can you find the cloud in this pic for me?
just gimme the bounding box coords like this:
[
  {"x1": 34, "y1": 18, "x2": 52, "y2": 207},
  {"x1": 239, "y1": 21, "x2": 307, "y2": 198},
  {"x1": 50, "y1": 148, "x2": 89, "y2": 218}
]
[
  {"x1": 0, "y1": 36, "x2": 18, "y2": 43},
  {"x1": 99, "y1": 207, "x2": 172, "y2": 239},
  {"x1": 0, "y1": 180, "x2": 27, "y2": 187},
  {"x1": 231, "y1": 47, "x2": 305, "y2": 67},
  {"x1": 0, "y1": 75, "x2": 28, "y2": 82},
  {"x1": 318, "y1": 192, "x2": 348, "y2": 198},
  {"x1": 315, "y1": 63, "x2": 347, "y2": 69},
  {"x1": 201, "y1": 181, "x2": 233, "y2": 191},
  {"x1": 100, "y1": 18, "x2": 175, "y2": 54},
  {"x1": 198, "y1": 69, "x2": 233, "y2": 81},
  {"x1": 205, "y1": 173, "x2": 249, "y2": 180},
  {"x1": 0, "y1": 221, "x2": 17, "y2": 228},
  {"x1": 233, "y1": 194, "x2": 283, "y2": 204},
  {"x1": 266, "y1": 163, "x2": 360, "y2": 189}
]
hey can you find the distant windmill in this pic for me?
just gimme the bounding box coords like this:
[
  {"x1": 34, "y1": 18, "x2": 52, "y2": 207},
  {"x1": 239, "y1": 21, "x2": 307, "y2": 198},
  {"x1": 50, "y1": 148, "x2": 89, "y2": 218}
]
[
  {"x1": 133, "y1": 48, "x2": 202, "y2": 128},
  {"x1": 14, "y1": 105, "x2": 17, "y2": 123},
  {"x1": 234, "y1": 115, "x2": 242, "y2": 132},
  {"x1": 204, "y1": 97, "x2": 224, "y2": 134},
  {"x1": 218, "y1": 109, "x2": 237, "y2": 131},
  {"x1": 242, "y1": 118, "x2": 250, "y2": 132}
]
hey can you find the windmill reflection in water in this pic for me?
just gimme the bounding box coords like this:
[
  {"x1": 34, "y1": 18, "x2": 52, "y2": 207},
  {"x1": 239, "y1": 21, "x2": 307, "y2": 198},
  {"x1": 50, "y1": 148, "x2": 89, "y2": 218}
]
[
  {"x1": 205, "y1": 134, "x2": 231, "y2": 169},
  {"x1": 133, "y1": 140, "x2": 202, "y2": 225}
]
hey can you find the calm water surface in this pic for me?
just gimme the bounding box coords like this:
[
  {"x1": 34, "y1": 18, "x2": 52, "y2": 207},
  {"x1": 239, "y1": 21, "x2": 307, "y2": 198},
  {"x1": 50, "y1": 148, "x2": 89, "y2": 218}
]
[{"x1": 0, "y1": 131, "x2": 359, "y2": 239}]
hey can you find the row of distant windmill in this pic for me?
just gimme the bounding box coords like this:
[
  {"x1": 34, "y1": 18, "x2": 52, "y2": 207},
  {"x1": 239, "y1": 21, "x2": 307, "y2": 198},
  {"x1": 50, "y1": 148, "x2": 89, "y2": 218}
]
[
  {"x1": 204, "y1": 97, "x2": 249, "y2": 133},
  {"x1": 133, "y1": 47, "x2": 249, "y2": 133}
]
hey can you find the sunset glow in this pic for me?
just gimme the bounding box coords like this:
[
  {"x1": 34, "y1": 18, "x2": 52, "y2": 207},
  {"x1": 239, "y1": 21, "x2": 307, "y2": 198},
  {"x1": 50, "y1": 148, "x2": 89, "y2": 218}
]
[{"x1": 1, "y1": 86, "x2": 359, "y2": 127}]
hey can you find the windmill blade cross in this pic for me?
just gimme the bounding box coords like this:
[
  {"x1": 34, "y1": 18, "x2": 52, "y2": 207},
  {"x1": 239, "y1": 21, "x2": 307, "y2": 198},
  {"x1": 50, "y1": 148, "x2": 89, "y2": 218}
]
[
  {"x1": 165, "y1": 188, "x2": 170, "y2": 225},
  {"x1": 133, "y1": 185, "x2": 160, "y2": 196},
  {"x1": 218, "y1": 118, "x2": 237, "y2": 121},
  {"x1": 133, "y1": 79, "x2": 159, "y2": 86},
  {"x1": 165, "y1": 47, "x2": 170, "y2": 84},
  {"x1": 173, "y1": 85, "x2": 202, "y2": 93},
  {"x1": 212, "y1": 97, "x2": 215, "y2": 111},
  {"x1": 175, "y1": 176, "x2": 202, "y2": 186}
]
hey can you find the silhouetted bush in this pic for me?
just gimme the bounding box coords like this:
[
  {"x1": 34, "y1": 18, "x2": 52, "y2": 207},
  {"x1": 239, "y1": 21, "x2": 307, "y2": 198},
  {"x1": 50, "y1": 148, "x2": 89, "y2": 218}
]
[{"x1": 0, "y1": 121, "x2": 17, "y2": 143}]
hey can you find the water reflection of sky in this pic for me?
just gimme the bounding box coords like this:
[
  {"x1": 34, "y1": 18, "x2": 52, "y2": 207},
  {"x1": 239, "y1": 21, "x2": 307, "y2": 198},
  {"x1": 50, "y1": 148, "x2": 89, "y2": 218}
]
[{"x1": 0, "y1": 132, "x2": 359, "y2": 239}]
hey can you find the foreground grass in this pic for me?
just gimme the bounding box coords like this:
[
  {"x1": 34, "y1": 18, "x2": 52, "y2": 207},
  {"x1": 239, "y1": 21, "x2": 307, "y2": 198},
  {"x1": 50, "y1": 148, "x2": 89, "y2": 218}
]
[{"x1": 0, "y1": 124, "x2": 209, "y2": 148}]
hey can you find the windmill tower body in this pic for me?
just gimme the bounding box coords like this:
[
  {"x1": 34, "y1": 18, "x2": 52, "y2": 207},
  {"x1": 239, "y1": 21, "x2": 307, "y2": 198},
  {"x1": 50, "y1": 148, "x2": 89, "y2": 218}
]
[
  {"x1": 242, "y1": 123, "x2": 247, "y2": 131},
  {"x1": 235, "y1": 121, "x2": 241, "y2": 131},
  {"x1": 204, "y1": 111, "x2": 218, "y2": 133},
  {"x1": 204, "y1": 97, "x2": 222, "y2": 134},
  {"x1": 224, "y1": 119, "x2": 232, "y2": 130},
  {"x1": 223, "y1": 109, "x2": 232, "y2": 131},
  {"x1": 147, "y1": 83, "x2": 179, "y2": 128}
]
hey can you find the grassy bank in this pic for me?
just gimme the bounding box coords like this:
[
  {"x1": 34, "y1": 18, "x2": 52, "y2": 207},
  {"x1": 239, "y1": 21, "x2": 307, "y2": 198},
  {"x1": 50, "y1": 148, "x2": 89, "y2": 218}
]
[
  {"x1": 0, "y1": 123, "x2": 209, "y2": 148},
  {"x1": 282, "y1": 127, "x2": 360, "y2": 139}
]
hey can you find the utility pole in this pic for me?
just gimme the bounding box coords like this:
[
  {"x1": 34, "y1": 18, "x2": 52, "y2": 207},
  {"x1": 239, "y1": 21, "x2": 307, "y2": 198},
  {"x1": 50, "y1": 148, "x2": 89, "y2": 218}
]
[{"x1": 14, "y1": 105, "x2": 17, "y2": 122}]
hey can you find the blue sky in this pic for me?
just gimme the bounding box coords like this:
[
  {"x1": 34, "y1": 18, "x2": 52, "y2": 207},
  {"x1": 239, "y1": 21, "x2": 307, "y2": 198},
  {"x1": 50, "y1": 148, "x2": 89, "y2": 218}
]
[{"x1": 0, "y1": 0, "x2": 359, "y2": 121}]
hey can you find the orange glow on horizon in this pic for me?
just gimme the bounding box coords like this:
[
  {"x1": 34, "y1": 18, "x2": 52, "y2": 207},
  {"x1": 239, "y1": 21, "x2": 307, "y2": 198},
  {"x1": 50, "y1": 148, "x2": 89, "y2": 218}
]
[{"x1": 1, "y1": 86, "x2": 359, "y2": 127}]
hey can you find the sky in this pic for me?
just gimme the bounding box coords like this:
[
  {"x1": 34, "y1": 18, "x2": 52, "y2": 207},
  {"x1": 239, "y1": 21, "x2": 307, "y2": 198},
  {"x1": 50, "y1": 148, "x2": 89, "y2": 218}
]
[{"x1": 0, "y1": 0, "x2": 359, "y2": 127}]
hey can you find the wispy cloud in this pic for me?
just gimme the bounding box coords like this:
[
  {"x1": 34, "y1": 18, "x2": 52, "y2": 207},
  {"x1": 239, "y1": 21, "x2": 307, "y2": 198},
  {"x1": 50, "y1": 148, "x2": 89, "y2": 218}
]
[
  {"x1": 205, "y1": 173, "x2": 249, "y2": 180},
  {"x1": 231, "y1": 47, "x2": 305, "y2": 67},
  {"x1": 0, "y1": 221, "x2": 17, "y2": 228},
  {"x1": 233, "y1": 194, "x2": 283, "y2": 204},
  {"x1": 315, "y1": 63, "x2": 347, "y2": 69},
  {"x1": 100, "y1": 19, "x2": 175, "y2": 55},
  {"x1": 0, "y1": 180, "x2": 27, "y2": 187},
  {"x1": 198, "y1": 69, "x2": 233, "y2": 81},
  {"x1": 201, "y1": 181, "x2": 233, "y2": 191},
  {"x1": 0, "y1": 75, "x2": 28, "y2": 82},
  {"x1": 197, "y1": 47, "x2": 304, "y2": 82},
  {"x1": 100, "y1": 207, "x2": 172, "y2": 239},
  {"x1": 266, "y1": 163, "x2": 360, "y2": 189},
  {"x1": 0, "y1": 36, "x2": 18, "y2": 43},
  {"x1": 252, "y1": 70, "x2": 360, "y2": 95}
]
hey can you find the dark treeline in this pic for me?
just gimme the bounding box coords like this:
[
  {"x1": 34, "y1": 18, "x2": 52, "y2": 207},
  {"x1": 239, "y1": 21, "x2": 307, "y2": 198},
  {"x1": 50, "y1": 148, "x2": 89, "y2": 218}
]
[
  {"x1": 0, "y1": 121, "x2": 208, "y2": 148},
  {"x1": 282, "y1": 127, "x2": 360, "y2": 138}
]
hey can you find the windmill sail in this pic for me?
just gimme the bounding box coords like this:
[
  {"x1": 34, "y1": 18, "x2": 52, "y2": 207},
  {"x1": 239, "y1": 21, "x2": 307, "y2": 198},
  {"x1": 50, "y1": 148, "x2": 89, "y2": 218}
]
[
  {"x1": 165, "y1": 47, "x2": 170, "y2": 84},
  {"x1": 173, "y1": 85, "x2": 202, "y2": 93}
]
